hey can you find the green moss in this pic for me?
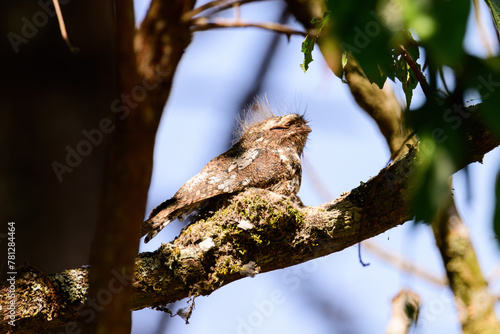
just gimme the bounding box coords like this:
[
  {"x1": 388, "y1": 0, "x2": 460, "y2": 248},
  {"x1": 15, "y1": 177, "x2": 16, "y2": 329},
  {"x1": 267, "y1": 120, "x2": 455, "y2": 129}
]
[
  {"x1": 162, "y1": 190, "x2": 307, "y2": 295},
  {"x1": 287, "y1": 203, "x2": 305, "y2": 224},
  {"x1": 250, "y1": 233, "x2": 263, "y2": 245},
  {"x1": 215, "y1": 257, "x2": 241, "y2": 277},
  {"x1": 36, "y1": 268, "x2": 87, "y2": 309}
]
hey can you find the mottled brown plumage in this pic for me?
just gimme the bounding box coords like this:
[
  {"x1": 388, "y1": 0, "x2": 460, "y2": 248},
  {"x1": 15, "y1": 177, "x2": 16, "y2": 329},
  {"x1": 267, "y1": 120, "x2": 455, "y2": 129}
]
[{"x1": 141, "y1": 111, "x2": 311, "y2": 243}]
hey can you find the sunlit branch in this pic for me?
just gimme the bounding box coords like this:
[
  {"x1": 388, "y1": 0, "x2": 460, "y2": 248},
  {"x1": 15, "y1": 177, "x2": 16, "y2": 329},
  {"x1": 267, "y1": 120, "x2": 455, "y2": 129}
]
[
  {"x1": 398, "y1": 45, "x2": 432, "y2": 98},
  {"x1": 191, "y1": 17, "x2": 313, "y2": 37},
  {"x1": 52, "y1": 0, "x2": 78, "y2": 53},
  {"x1": 181, "y1": 0, "x2": 263, "y2": 23}
]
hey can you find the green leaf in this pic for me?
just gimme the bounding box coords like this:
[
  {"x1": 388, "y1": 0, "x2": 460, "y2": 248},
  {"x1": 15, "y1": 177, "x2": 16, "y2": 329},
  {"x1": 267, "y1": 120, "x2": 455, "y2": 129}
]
[
  {"x1": 395, "y1": 55, "x2": 419, "y2": 109},
  {"x1": 300, "y1": 36, "x2": 315, "y2": 72},
  {"x1": 462, "y1": 56, "x2": 500, "y2": 138},
  {"x1": 327, "y1": 0, "x2": 395, "y2": 88},
  {"x1": 411, "y1": 135, "x2": 455, "y2": 223},
  {"x1": 401, "y1": 0, "x2": 470, "y2": 66},
  {"x1": 369, "y1": 64, "x2": 389, "y2": 89},
  {"x1": 484, "y1": 0, "x2": 500, "y2": 34},
  {"x1": 405, "y1": 42, "x2": 420, "y2": 63},
  {"x1": 300, "y1": 13, "x2": 330, "y2": 72},
  {"x1": 494, "y1": 168, "x2": 500, "y2": 247},
  {"x1": 393, "y1": 32, "x2": 420, "y2": 108},
  {"x1": 406, "y1": 94, "x2": 467, "y2": 223}
]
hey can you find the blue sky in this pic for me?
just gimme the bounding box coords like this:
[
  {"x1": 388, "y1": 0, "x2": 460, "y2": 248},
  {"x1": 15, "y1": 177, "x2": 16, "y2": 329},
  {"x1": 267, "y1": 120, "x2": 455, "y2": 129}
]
[{"x1": 133, "y1": 1, "x2": 500, "y2": 333}]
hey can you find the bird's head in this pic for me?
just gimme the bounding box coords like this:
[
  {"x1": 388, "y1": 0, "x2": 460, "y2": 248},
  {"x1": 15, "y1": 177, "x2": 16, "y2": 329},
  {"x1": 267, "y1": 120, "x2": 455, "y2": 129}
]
[{"x1": 239, "y1": 113, "x2": 311, "y2": 155}]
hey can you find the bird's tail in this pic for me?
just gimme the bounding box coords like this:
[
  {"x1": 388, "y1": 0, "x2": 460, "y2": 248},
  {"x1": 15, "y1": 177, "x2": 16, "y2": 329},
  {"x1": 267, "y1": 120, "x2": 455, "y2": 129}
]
[
  {"x1": 141, "y1": 198, "x2": 177, "y2": 243},
  {"x1": 141, "y1": 216, "x2": 173, "y2": 243}
]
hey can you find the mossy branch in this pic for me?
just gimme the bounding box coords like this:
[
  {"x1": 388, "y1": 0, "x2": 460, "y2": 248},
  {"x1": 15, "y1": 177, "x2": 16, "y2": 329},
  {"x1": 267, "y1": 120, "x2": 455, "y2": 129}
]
[{"x1": 1, "y1": 120, "x2": 498, "y2": 332}]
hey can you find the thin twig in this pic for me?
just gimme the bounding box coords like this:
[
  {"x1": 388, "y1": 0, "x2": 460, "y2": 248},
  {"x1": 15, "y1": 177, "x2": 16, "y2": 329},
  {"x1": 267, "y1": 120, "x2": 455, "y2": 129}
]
[
  {"x1": 363, "y1": 241, "x2": 447, "y2": 286},
  {"x1": 438, "y1": 67, "x2": 451, "y2": 95},
  {"x1": 52, "y1": 0, "x2": 78, "y2": 53},
  {"x1": 399, "y1": 45, "x2": 431, "y2": 98},
  {"x1": 233, "y1": 1, "x2": 241, "y2": 21},
  {"x1": 191, "y1": 17, "x2": 312, "y2": 37},
  {"x1": 422, "y1": 58, "x2": 428, "y2": 72},
  {"x1": 181, "y1": 0, "x2": 262, "y2": 23}
]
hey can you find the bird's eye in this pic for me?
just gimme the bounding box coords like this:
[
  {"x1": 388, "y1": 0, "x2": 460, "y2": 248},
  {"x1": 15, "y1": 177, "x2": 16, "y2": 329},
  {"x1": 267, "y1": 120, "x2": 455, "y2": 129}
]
[{"x1": 271, "y1": 126, "x2": 287, "y2": 131}]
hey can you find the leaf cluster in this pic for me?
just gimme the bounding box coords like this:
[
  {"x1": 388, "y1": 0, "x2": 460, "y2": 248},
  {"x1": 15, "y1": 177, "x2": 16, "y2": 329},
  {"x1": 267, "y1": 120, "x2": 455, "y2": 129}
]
[{"x1": 301, "y1": 0, "x2": 500, "y2": 242}]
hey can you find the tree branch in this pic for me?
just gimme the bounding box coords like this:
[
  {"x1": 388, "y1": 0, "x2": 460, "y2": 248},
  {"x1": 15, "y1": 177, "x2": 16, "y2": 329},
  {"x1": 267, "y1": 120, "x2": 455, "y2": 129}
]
[
  {"x1": 181, "y1": 0, "x2": 261, "y2": 23},
  {"x1": 363, "y1": 241, "x2": 447, "y2": 286},
  {"x1": 86, "y1": 1, "x2": 142, "y2": 333},
  {"x1": 433, "y1": 194, "x2": 500, "y2": 333},
  {"x1": 398, "y1": 45, "x2": 432, "y2": 99},
  {"x1": 284, "y1": 0, "x2": 415, "y2": 160},
  {"x1": 134, "y1": 0, "x2": 196, "y2": 115},
  {"x1": 190, "y1": 17, "x2": 311, "y2": 37},
  {"x1": 87, "y1": 0, "x2": 196, "y2": 332},
  {"x1": 1, "y1": 117, "x2": 498, "y2": 332},
  {"x1": 343, "y1": 57, "x2": 416, "y2": 159},
  {"x1": 52, "y1": 0, "x2": 78, "y2": 53}
]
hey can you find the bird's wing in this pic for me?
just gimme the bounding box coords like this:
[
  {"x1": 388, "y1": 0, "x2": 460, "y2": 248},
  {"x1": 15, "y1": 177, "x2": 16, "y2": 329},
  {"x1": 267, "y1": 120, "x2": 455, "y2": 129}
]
[{"x1": 142, "y1": 147, "x2": 300, "y2": 242}]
